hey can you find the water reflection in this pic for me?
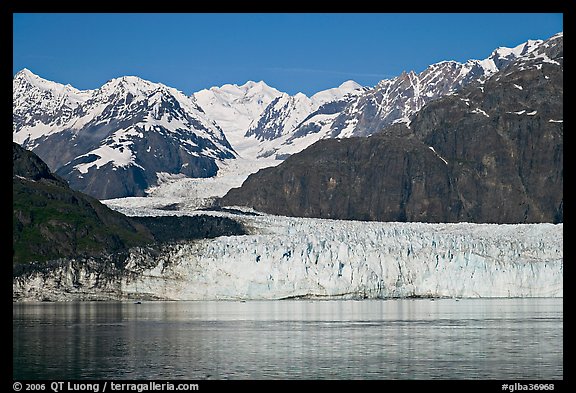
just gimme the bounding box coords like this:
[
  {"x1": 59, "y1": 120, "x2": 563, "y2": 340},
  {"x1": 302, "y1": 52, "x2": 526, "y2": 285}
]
[{"x1": 13, "y1": 299, "x2": 563, "y2": 380}]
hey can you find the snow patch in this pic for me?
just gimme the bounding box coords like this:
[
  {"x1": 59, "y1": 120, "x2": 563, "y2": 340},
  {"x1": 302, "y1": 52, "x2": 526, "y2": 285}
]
[
  {"x1": 470, "y1": 108, "x2": 490, "y2": 117},
  {"x1": 428, "y1": 146, "x2": 448, "y2": 165}
]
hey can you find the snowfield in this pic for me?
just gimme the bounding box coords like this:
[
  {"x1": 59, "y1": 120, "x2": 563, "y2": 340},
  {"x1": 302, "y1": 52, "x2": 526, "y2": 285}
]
[
  {"x1": 13, "y1": 203, "x2": 563, "y2": 301},
  {"x1": 104, "y1": 155, "x2": 281, "y2": 213}
]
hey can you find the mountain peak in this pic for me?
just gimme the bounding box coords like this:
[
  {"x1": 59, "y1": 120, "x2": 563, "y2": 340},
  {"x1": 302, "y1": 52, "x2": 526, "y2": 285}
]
[
  {"x1": 328, "y1": 33, "x2": 563, "y2": 139},
  {"x1": 15, "y1": 68, "x2": 35, "y2": 79},
  {"x1": 338, "y1": 80, "x2": 362, "y2": 90},
  {"x1": 13, "y1": 68, "x2": 64, "y2": 87},
  {"x1": 310, "y1": 81, "x2": 365, "y2": 106},
  {"x1": 101, "y1": 75, "x2": 158, "y2": 92},
  {"x1": 203, "y1": 80, "x2": 281, "y2": 100},
  {"x1": 490, "y1": 39, "x2": 542, "y2": 61},
  {"x1": 241, "y1": 80, "x2": 268, "y2": 89}
]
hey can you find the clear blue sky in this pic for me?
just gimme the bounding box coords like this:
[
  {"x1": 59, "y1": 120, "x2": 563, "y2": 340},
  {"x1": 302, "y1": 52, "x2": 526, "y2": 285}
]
[{"x1": 13, "y1": 13, "x2": 563, "y2": 96}]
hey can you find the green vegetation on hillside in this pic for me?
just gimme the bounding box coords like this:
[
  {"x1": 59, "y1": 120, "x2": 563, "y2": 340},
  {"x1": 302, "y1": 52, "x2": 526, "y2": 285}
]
[
  {"x1": 13, "y1": 177, "x2": 154, "y2": 266},
  {"x1": 13, "y1": 142, "x2": 246, "y2": 271}
]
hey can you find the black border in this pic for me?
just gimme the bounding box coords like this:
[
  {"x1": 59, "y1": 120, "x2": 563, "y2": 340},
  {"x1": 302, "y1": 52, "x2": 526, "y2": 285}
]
[
  {"x1": 2, "y1": 1, "x2": 570, "y2": 13},
  {"x1": 6, "y1": 1, "x2": 569, "y2": 389}
]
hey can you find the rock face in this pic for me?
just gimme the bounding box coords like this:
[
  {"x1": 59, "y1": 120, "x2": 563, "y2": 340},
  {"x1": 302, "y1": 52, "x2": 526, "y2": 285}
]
[
  {"x1": 13, "y1": 140, "x2": 66, "y2": 185},
  {"x1": 221, "y1": 34, "x2": 563, "y2": 224},
  {"x1": 223, "y1": 133, "x2": 456, "y2": 222}
]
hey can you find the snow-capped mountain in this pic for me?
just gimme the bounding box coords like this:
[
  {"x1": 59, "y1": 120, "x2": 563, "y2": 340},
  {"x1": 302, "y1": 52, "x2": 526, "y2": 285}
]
[
  {"x1": 309, "y1": 79, "x2": 366, "y2": 104},
  {"x1": 245, "y1": 80, "x2": 367, "y2": 142},
  {"x1": 13, "y1": 71, "x2": 235, "y2": 199},
  {"x1": 242, "y1": 80, "x2": 366, "y2": 142},
  {"x1": 13, "y1": 69, "x2": 92, "y2": 134},
  {"x1": 194, "y1": 35, "x2": 549, "y2": 160},
  {"x1": 13, "y1": 33, "x2": 561, "y2": 202},
  {"x1": 496, "y1": 32, "x2": 563, "y2": 78},
  {"x1": 192, "y1": 79, "x2": 367, "y2": 160},
  {"x1": 192, "y1": 81, "x2": 282, "y2": 147},
  {"x1": 240, "y1": 80, "x2": 368, "y2": 159},
  {"x1": 221, "y1": 32, "x2": 563, "y2": 224},
  {"x1": 271, "y1": 81, "x2": 369, "y2": 158},
  {"x1": 328, "y1": 37, "x2": 545, "y2": 138},
  {"x1": 245, "y1": 92, "x2": 316, "y2": 141}
]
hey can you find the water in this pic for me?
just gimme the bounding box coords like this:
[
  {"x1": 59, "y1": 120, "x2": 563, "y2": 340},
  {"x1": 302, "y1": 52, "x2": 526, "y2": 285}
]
[{"x1": 13, "y1": 298, "x2": 562, "y2": 380}]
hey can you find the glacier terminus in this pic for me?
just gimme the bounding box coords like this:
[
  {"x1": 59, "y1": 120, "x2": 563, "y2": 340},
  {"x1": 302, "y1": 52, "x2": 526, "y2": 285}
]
[{"x1": 13, "y1": 210, "x2": 563, "y2": 301}]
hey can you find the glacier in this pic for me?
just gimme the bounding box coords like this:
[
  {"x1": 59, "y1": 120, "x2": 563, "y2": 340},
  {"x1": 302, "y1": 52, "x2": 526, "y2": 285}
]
[{"x1": 13, "y1": 211, "x2": 563, "y2": 301}]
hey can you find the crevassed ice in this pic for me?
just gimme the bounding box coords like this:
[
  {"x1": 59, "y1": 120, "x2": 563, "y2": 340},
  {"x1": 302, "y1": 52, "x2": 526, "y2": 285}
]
[{"x1": 14, "y1": 213, "x2": 563, "y2": 301}]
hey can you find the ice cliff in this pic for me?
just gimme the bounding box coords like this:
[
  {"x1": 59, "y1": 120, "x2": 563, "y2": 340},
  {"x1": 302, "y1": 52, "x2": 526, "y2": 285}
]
[{"x1": 13, "y1": 214, "x2": 562, "y2": 301}]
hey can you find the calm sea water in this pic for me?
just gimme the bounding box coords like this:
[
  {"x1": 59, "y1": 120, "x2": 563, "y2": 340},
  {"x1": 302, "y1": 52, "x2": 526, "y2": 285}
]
[{"x1": 13, "y1": 298, "x2": 562, "y2": 380}]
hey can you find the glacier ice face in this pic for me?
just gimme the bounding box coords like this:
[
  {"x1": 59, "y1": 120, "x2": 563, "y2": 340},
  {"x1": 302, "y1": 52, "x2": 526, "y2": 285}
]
[{"x1": 13, "y1": 212, "x2": 563, "y2": 301}]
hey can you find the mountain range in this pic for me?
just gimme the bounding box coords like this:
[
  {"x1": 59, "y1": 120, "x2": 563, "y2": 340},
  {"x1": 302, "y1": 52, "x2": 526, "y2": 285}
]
[
  {"x1": 13, "y1": 73, "x2": 235, "y2": 199},
  {"x1": 13, "y1": 32, "x2": 562, "y2": 204},
  {"x1": 221, "y1": 32, "x2": 563, "y2": 223}
]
